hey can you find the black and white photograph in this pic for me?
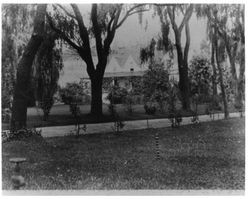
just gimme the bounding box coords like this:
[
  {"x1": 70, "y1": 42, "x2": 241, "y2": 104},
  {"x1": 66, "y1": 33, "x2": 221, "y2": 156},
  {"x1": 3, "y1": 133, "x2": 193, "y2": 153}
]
[{"x1": 1, "y1": 0, "x2": 246, "y2": 196}]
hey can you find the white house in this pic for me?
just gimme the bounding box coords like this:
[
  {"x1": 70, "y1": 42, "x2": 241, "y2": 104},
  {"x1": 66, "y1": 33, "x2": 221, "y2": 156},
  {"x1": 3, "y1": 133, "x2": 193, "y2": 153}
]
[{"x1": 58, "y1": 47, "x2": 179, "y2": 104}]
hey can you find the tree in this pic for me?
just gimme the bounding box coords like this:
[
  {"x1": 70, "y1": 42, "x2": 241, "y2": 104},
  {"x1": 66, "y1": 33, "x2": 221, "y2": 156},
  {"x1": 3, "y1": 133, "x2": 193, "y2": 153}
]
[
  {"x1": 142, "y1": 60, "x2": 170, "y2": 112},
  {"x1": 34, "y1": 32, "x2": 63, "y2": 121},
  {"x1": 196, "y1": 4, "x2": 229, "y2": 118},
  {"x1": 189, "y1": 55, "x2": 212, "y2": 103},
  {"x1": 214, "y1": 5, "x2": 244, "y2": 108},
  {"x1": 214, "y1": 33, "x2": 229, "y2": 118},
  {"x1": 210, "y1": 7, "x2": 229, "y2": 118},
  {"x1": 10, "y1": 4, "x2": 47, "y2": 130},
  {"x1": 199, "y1": 39, "x2": 218, "y2": 97},
  {"x1": 155, "y1": 4, "x2": 193, "y2": 110},
  {"x1": 197, "y1": 4, "x2": 245, "y2": 112},
  {"x1": 2, "y1": 5, "x2": 36, "y2": 109},
  {"x1": 46, "y1": 4, "x2": 148, "y2": 117}
]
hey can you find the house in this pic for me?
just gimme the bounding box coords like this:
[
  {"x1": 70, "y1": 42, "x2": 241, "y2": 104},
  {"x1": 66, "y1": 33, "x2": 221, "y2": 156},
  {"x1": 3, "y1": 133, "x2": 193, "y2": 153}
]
[
  {"x1": 104, "y1": 55, "x2": 146, "y2": 88},
  {"x1": 58, "y1": 47, "x2": 179, "y2": 104}
]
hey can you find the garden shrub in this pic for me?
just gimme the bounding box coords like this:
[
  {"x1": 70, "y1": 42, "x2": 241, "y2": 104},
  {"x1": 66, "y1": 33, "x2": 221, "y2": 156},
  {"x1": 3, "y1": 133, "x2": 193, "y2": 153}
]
[
  {"x1": 144, "y1": 103, "x2": 157, "y2": 115},
  {"x1": 59, "y1": 82, "x2": 85, "y2": 105},
  {"x1": 2, "y1": 108, "x2": 11, "y2": 123},
  {"x1": 2, "y1": 128, "x2": 42, "y2": 143},
  {"x1": 167, "y1": 81, "x2": 183, "y2": 127},
  {"x1": 107, "y1": 93, "x2": 125, "y2": 133},
  {"x1": 38, "y1": 97, "x2": 54, "y2": 121},
  {"x1": 169, "y1": 111, "x2": 182, "y2": 127},
  {"x1": 189, "y1": 55, "x2": 213, "y2": 103},
  {"x1": 123, "y1": 92, "x2": 139, "y2": 115},
  {"x1": 69, "y1": 102, "x2": 83, "y2": 137},
  {"x1": 107, "y1": 85, "x2": 128, "y2": 104},
  {"x1": 142, "y1": 61, "x2": 170, "y2": 113}
]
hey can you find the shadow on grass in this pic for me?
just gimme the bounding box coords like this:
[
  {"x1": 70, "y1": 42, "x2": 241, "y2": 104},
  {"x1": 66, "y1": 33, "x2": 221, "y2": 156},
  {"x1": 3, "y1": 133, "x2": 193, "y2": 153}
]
[{"x1": 2, "y1": 118, "x2": 245, "y2": 190}]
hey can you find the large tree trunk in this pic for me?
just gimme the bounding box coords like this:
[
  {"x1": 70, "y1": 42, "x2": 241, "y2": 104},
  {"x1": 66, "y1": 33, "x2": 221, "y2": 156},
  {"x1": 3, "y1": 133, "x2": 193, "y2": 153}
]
[
  {"x1": 226, "y1": 47, "x2": 239, "y2": 105},
  {"x1": 211, "y1": 41, "x2": 218, "y2": 96},
  {"x1": 84, "y1": 56, "x2": 108, "y2": 117},
  {"x1": 175, "y1": 36, "x2": 190, "y2": 110},
  {"x1": 178, "y1": 62, "x2": 190, "y2": 110},
  {"x1": 10, "y1": 4, "x2": 47, "y2": 131},
  {"x1": 238, "y1": 44, "x2": 245, "y2": 108},
  {"x1": 236, "y1": 7, "x2": 245, "y2": 110},
  {"x1": 90, "y1": 75, "x2": 103, "y2": 117},
  {"x1": 167, "y1": 5, "x2": 192, "y2": 110},
  {"x1": 214, "y1": 39, "x2": 229, "y2": 119}
]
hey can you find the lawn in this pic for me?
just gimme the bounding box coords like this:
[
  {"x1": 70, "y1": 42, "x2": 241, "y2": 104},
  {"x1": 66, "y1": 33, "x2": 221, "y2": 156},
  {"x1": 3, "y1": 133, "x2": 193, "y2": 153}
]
[
  {"x1": 2, "y1": 117, "x2": 245, "y2": 190},
  {"x1": 2, "y1": 103, "x2": 239, "y2": 130}
]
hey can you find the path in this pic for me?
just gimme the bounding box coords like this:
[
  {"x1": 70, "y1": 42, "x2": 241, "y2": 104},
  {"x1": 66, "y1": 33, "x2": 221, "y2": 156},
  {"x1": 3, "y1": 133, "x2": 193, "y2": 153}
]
[{"x1": 38, "y1": 112, "x2": 242, "y2": 138}]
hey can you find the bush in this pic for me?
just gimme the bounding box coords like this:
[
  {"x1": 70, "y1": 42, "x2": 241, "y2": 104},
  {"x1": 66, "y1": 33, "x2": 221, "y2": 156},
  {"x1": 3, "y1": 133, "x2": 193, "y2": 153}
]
[
  {"x1": 144, "y1": 103, "x2": 157, "y2": 115},
  {"x1": 59, "y1": 82, "x2": 85, "y2": 105},
  {"x1": 189, "y1": 55, "x2": 213, "y2": 101},
  {"x1": 2, "y1": 128, "x2": 42, "y2": 143},
  {"x1": 169, "y1": 111, "x2": 182, "y2": 127},
  {"x1": 107, "y1": 92, "x2": 125, "y2": 133},
  {"x1": 38, "y1": 98, "x2": 54, "y2": 121},
  {"x1": 107, "y1": 85, "x2": 128, "y2": 104},
  {"x1": 1, "y1": 90, "x2": 11, "y2": 109},
  {"x1": 2, "y1": 108, "x2": 11, "y2": 123},
  {"x1": 123, "y1": 92, "x2": 140, "y2": 114},
  {"x1": 142, "y1": 61, "x2": 170, "y2": 113}
]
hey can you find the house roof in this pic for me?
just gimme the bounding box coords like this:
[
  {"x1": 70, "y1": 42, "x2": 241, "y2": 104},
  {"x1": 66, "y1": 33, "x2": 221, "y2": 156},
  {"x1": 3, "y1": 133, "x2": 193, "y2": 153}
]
[
  {"x1": 104, "y1": 71, "x2": 145, "y2": 78},
  {"x1": 104, "y1": 47, "x2": 145, "y2": 77},
  {"x1": 108, "y1": 46, "x2": 141, "y2": 66}
]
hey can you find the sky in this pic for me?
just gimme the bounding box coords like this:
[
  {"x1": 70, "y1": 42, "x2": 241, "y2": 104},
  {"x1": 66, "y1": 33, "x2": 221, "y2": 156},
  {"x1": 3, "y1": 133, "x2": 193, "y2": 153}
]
[
  {"x1": 77, "y1": 4, "x2": 207, "y2": 57},
  {"x1": 113, "y1": 7, "x2": 207, "y2": 57}
]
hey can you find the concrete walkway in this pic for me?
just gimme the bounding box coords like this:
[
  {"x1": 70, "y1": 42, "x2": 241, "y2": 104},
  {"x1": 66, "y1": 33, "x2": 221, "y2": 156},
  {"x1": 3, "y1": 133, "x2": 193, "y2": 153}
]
[{"x1": 37, "y1": 112, "x2": 242, "y2": 138}]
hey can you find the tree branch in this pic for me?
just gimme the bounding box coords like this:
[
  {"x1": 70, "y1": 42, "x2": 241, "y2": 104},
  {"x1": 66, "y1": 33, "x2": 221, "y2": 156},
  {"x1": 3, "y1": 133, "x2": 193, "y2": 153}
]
[
  {"x1": 112, "y1": 7, "x2": 122, "y2": 30},
  {"x1": 128, "y1": 9, "x2": 149, "y2": 17},
  {"x1": 178, "y1": 4, "x2": 193, "y2": 33},
  {"x1": 54, "y1": 4, "x2": 77, "y2": 19},
  {"x1": 107, "y1": 15, "x2": 115, "y2": 32},
  {"x1": 70, "y1": 4, "x2": 90, "y2": 47},
  {"x1": 167, "y1": 6, "x2": 178, "y2": 33},
  {"x1": 184, "y1": 20, "x2": 190, "y2": 62},
  {"x1": 103, "y1": 10, "x2": 121, "y2": 54},
  {"x1": 154, "y1": 3, "x2": 176, "y2": 7},
  {"x1": 91, "y1": 4, "x2": 103, "y2": 61},
  {"x1": 46, "y1": 13, "x2": 81, "y2": 52},
  {"x1": 102, "y1": 11, "x2": 117, "y2": 56},
  {"x1": 115, "y1": 4, "x2": 148, "y2": 29}
]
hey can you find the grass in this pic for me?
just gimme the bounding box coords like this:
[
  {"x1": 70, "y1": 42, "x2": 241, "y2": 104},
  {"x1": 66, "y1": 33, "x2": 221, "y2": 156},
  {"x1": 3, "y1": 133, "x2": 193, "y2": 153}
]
[
  {"x1": 2, "y1": 103, "x2": 239, "y2": 130},
  {"x1": 2, "y1": 117, "x2": 244, "y2": 190}
]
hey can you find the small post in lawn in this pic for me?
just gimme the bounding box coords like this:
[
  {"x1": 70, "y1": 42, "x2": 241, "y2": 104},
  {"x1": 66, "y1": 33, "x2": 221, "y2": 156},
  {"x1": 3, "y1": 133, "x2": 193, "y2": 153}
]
[
  {"x1": 9, "y1": 158, "x2": 27, "y2": 190},
  {"x1": 155, "y1": 133, "x2": 160, "y2": 160}
]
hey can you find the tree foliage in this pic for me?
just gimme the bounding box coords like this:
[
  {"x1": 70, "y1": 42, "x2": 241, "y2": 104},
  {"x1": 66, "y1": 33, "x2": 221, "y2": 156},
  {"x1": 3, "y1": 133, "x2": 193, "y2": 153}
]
[
  {"x1": 142, "y1": 61, "x2": 170, "y2": 112},
  {"x1": 196, "y1": 4, "x2": 244, "y2": 109},
  {"x1": 189, "y1": 55, "x2": 212, "y2": 103},
  {"x1": 1, "y1": 5, "x2": 36, "y2": 109},
  {"x1": 10, "y1": 4, "x2": 47, "y2": 130},
  {"x1": 34, "y1": 32, "x2": 63, "y2": 120},
  {"x1": 59, "y1": 82, "x2": 86, "y2": 105}
]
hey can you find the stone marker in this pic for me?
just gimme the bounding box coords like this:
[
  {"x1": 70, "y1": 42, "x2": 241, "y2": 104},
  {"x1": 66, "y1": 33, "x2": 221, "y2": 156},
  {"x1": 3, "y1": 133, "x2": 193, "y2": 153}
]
[{"x1": 9, "y1": 158, "x2": 27, "y2": 189}]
